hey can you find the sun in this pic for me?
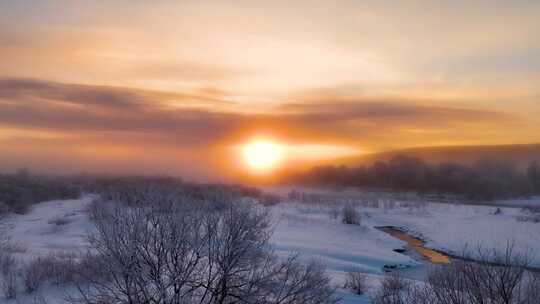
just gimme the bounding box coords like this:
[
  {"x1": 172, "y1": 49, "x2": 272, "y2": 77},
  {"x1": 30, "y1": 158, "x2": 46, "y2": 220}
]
[{"x1": 242, "y1": 140, "x2": 284, "y2": 172}]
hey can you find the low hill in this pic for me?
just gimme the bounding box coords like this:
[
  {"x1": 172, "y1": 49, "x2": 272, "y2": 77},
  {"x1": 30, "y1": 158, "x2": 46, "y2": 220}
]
[{"x1": 335, "y1": 143, "x2": 540, "y2": 169}]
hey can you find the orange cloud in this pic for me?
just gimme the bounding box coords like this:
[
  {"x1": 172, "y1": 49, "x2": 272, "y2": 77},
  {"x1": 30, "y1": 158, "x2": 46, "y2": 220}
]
[{"x1": 1, "y1": 78, "x2": 535, "y2": 179}]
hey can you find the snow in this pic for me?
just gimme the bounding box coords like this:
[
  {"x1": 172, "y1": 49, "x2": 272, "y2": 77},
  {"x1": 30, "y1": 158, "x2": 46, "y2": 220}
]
[
  {"x1": 366, "y1": 202, "x2": 540, "y2": 265},
  {"x1": 1, "y1": 190, "x2": 539, "y2": 303},
  {"x1": 1, "y1": 195, "x2": 95, "y2": 261},
  {"x1": 2, "y1": 195, "x2": 93, "y2": 259},
  {"x1": 0, "y1": 196, "x2": 95, "y2": 304},
  {"x1": 270, "y1": 203, "x2": 417, "y2": 274},
  {"x1": 264, "y1": 187, "x2": 540, "y2": 268},
  {"x1": 269, "y1": 204, "x2": 417, "y2": 303}
]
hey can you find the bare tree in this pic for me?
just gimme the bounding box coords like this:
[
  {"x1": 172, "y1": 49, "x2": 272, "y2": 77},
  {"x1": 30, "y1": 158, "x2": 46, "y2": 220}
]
[{"x1": 71, "y1": 189, "x2": 337, "y2": 304}]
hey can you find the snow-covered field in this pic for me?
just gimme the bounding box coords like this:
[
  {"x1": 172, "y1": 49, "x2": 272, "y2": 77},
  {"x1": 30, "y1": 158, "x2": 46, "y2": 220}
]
[
  {"x1": 363, "y1": 202, "x2": 540, "y2": 262},
  {"x1": 0, "y1": 196, "x2": 95, "y2": 304},
  {"x1": 1, "y1": 196, "x2": 95, "y2": 261},
  {"x1": 266, "y1": 187, "x2": 540, "y2": 266},
  {"x1": 1, "y1": 191, "x2": 539, "y2": 303},
  {"x1": 270, "y1": 204, "x2": 414, "y2": 303}
]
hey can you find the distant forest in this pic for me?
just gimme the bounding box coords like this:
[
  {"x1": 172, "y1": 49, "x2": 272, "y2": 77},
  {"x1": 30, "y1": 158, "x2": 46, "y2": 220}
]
[
  {"x1": 286, "y1": 156, "x2": 540, "y2": 201},
  {"x1": 0, "y1": 172, "x2": 265, "y2": 215},
  {"x1": 0, "y1": 170, "x2": 81, "y2": 214}
]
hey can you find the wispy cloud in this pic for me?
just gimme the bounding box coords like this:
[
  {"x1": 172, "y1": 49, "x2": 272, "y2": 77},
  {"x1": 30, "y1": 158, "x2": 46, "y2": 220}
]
[
  {"x1": 0, "y1": 78, "x2": 519, "y2": 147},
  {"x1": 279, "y1": 101, "x2": 513, "y2": 125}
]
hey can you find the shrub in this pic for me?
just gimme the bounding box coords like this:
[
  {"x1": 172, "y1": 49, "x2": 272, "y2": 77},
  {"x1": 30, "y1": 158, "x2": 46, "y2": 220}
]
[
  {"x1": 22, "y1": 258, "x2": 48, "y2": 293},
  {"x1": 373, "y1": 244, "x2": 539, "y2": 304},
  {"x1": 4, "y1": 251, "x2": 82, "y2": 297},
  {"x1": 30, "y1": 293, "x2": 48, "y2": 304},
  {"x1": 1, "y1": 254, "x2": 18, "y2": 299},
  {"x1": 344, "y1": 269, "x2": 368, "y2": 295},
  {"x1": 342, "y1": 204, "x2": 361, "y2": 225},
  {"x1": 48, "y1": 252, "x2": 80, "y2": 285},
  {"x1": 25, "y1": 253, "x2": 80, "y2": 289},
  {"x1": 2, "y1": 269, "x2": 18, "y2": 299},
  {"x1": 0, "y1": 251, "x2": 16, "y2": 277},
  {"x1": 373, "y1": 273, "x2": 411, "y2": 304},
  {"x1": 329, "y1": 206, "x2": 340, "y2": 220}
]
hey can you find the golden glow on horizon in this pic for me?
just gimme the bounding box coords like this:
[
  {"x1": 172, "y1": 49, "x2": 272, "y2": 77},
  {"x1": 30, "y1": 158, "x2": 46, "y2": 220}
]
[
  {"x1": 1, "y1": 1, "x2": 539, "y2": 178},
  {"x1": 242, "y1": 140, "x2": 284, "y2": 172},
  {"x1": 238, "y1": 139, "x2": 360, "y2": 174}
]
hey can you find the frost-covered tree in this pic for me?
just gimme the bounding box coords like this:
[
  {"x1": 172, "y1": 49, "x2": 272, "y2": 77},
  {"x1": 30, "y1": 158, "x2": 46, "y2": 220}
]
[{"x1": 72, "y1": 187, "x2": 337, "y2": 304}]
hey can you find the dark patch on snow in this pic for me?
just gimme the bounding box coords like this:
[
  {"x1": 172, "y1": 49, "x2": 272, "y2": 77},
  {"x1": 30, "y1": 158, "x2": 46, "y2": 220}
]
[{"x1": 382, "y1": 263, "x2": 411, "y2": 272}]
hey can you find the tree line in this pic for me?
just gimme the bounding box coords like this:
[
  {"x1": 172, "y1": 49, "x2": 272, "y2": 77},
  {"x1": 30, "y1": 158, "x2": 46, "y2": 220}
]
[
  {"x1": 0, "y1": 169, "x2": 81, "y2": 215},
  {"x1": 286, "y1": 156, "x2": 540, "y2": 201},
  {"x1": 0, "y1": 172, "x2": 265, "y2": 215}
]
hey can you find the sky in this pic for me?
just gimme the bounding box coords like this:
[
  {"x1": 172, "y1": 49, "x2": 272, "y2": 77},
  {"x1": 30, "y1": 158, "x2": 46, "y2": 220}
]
[{"x1": 0, "y1": 0, "x2": 539, "y2": 180}]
